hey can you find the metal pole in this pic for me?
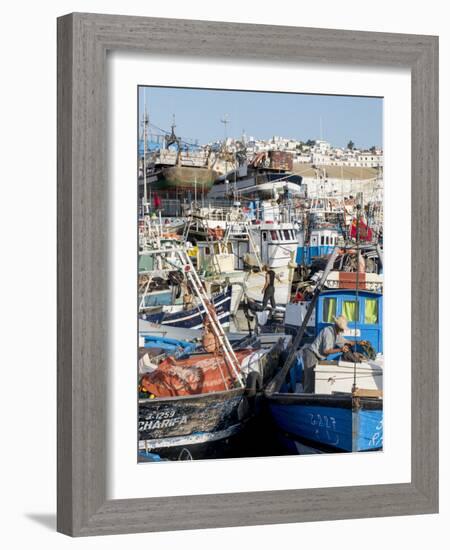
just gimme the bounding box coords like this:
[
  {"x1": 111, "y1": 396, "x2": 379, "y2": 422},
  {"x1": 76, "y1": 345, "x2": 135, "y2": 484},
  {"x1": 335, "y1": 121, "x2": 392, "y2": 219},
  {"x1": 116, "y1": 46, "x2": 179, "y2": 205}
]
[
  {"x1": 265, "y1": 246, "x2": 340, "y2": 395},
  {"x1": 143, "y1": 89, "x2": 148, "y2": 213}
]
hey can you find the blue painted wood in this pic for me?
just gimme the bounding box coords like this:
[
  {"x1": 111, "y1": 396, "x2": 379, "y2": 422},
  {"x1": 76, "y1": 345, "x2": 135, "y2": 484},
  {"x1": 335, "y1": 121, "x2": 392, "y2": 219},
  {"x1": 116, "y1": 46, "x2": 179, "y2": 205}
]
[
  {"x1": 270, "y1": 403, "x2": 354, "y2": 451},
  {"x1": 316, "y1": 289, "x2": 383, "y2": 353},
  {"x1": 355, "y1": 409, "x2": 383, "y2": 451},
  {"x1": 295, "y1": 244, "x2": 335, "y2": 265},
  {"x1": 269, "y1": 398, "x2": 383, "y2": 452}
]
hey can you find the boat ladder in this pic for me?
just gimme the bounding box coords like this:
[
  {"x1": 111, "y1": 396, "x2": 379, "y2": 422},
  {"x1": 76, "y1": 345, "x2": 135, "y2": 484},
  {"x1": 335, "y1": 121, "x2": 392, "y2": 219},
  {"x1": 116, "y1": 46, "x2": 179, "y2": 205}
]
[
  {"x1": 182, "y1": 215, "x2": 193, "y2": 242},
  {"x1": 244, "y1": 223, "x2": 263, "y2": 270},
  {"x1": 175, "y1": 249, "x2": 245, "y2": 388}
]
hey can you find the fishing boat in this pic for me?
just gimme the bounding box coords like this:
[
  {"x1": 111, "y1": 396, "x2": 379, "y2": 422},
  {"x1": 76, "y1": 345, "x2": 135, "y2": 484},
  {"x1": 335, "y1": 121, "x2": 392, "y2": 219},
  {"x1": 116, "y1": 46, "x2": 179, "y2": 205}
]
[
  {"x1": 142, "y1": 285, "x2": 233, "y2": 329},
  {"x1": 266, "y1": 287, "x2": 383, "y2": 453},
  {"x1": 138, "y1": 342, "x2": 284, "y2": 460},
  {"x1": 296, "y1": 226, "x2": 341, "y2": 265},
  {"x1": 138, "y1": 250, "x2": 287, "y2": 460},
  {"x1": 286, "y1": 244, "x2": 384, "y2": 334},
  {"x1": 207, "y1": 151, "x2": 304, "y2": 199},
  {"x1": 184, "y1": 200, "x2": 298, "y2": 314}
]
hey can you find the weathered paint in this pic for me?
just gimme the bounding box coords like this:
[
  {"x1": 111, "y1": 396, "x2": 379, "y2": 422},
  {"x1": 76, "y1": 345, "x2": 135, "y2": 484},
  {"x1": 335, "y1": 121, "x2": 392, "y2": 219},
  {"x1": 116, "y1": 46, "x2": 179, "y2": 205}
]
[
  {"x1": 354, "y1": 408, "x2": 383, "y2": 451},
  {"x1": 139, "y1": 389, "x2": 248, "y2": 442},
  {"x1": 270, "y1": 402, "x2": 353, "y2": 451},
  {"x1": 269, "y1": 395, "x2": 383, "y2": 453}
]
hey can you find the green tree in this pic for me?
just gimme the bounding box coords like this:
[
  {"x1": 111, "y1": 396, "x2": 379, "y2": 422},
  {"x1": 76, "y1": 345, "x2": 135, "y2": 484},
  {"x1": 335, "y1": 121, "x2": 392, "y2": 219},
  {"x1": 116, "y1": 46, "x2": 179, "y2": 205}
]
[{"x1": 347, "y1": 140, "x2": 355, "y2": 150}]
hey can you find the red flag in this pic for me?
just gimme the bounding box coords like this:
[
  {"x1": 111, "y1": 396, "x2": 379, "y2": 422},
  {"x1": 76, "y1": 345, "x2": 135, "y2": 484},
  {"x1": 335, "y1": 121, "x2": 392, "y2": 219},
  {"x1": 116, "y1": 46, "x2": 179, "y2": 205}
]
[
  {"x1": 350, "y1": 217, "x2": 373, "y2": 241},
  {"x1": 153, "y1": 193, "x2": 162, "y2": 209}
]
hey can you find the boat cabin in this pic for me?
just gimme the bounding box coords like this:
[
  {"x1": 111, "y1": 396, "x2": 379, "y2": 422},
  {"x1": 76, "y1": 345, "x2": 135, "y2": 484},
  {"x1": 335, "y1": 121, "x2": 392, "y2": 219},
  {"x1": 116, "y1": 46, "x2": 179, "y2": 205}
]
[
  {"x1": 296, "y1": 227, "x2": 340, "y2": 265},
  {"x1": 255, "y1": 223, "x2": 297, "y2": 268},
  {"x1": 196, "y1": 241, "x2": 235, "y2": 275},
  {"x1": 316, "y1": 289, "x2": 383, "y2": 354}
]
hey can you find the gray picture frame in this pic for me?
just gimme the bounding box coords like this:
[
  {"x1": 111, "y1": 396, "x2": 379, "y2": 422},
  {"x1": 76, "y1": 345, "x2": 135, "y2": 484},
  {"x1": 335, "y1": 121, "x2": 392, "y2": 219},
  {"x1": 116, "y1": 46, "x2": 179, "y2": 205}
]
[{"x1": 57, "y1": 12, "x2": 439, "y2": 537}]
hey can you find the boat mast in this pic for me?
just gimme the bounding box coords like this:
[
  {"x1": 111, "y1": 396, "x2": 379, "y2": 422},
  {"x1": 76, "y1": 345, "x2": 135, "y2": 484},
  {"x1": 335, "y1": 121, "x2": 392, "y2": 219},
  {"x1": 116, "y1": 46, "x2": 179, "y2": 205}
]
[
  {"x1": 221, "y1": 114, "x2": 229, "y2": 177},
  {"x1": 142, "y1": 90, "x2": 149, "y2": 214}
]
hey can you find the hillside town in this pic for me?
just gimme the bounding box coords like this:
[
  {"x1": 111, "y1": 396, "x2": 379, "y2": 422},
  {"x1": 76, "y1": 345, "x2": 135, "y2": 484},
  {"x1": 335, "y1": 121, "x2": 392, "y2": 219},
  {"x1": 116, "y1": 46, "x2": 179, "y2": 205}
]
[{"x1": 217, "y1": 135, "x2": 383, "y2": 169}]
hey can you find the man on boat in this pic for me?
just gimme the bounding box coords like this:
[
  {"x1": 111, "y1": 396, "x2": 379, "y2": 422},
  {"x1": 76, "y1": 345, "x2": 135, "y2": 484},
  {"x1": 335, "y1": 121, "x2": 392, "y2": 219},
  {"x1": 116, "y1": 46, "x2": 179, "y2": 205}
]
[
  {"x1": 302, "y1": 315, "x2": 356, "y2": 393},
  {"x1": 261, "y1": 264, "x2": 281, "y2": 313}
]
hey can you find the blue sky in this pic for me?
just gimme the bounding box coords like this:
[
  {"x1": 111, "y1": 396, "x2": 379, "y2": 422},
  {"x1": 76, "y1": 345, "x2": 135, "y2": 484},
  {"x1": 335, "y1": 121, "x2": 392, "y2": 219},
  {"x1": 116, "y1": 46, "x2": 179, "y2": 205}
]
[{"x1": 138, "y1": 86, "x2": 383, "y2": 149}]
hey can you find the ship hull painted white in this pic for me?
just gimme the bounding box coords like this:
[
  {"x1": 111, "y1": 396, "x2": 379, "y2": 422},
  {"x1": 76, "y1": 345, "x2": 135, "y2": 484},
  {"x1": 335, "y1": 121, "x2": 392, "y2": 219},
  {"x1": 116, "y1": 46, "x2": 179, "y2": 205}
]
[{"x1": 207, "y1": 178, "x2": 302, "y2": 199}]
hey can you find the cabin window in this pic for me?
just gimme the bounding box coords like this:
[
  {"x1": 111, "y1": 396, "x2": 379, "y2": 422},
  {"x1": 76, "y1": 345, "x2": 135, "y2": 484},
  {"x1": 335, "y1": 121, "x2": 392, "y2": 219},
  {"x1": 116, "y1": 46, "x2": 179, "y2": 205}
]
[
  {"x1": 326, "y1": 236, "x2": 329, "y2": 245},
  {"x1": 343, "y1": 300, "x2": 359, "y2": 322},
  {"x1": 323, "y1": 298, "x2": 337, "y2": 323},
  {"x1": 321, "y1": 235, "x2": 325, "y2": 245},
  {"x1": 205, "y1": 247, "x2": 210, "y2": 255},
  {"x1": 262, "y1": 231, "x2": 267, "y2": 241},
  {"x1": 271, "y1": 230, "x2": 277, "y2": 240},
  {"x1": 365, "y1": 299, "x2": 378, "y2": 324},
  {"x1": 227, "y1": 243, "x2": 233, "y2": 254},
  {"x1": 283, "y1": 230, "x2": 291, "y2": 240}
]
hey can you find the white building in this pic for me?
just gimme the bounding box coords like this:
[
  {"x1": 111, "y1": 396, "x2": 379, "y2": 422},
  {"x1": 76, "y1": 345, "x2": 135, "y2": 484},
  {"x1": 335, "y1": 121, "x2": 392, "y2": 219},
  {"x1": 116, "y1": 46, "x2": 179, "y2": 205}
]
[
  {"x1": 314, "y1": 139, "x2": 332, "y2": 153},
  {"x1": 296, "y1": 153, "x2": 312, "y2": 163},
  {"x1": 356, "y1": 152, "x2": 383, "y2": 168}
]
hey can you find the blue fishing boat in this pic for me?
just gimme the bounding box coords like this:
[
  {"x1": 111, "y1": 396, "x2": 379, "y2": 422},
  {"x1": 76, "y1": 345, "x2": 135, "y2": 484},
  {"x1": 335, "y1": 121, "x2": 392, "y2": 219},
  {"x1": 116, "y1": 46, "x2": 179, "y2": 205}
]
[
  {"x1": 266, "y1": 288, "x2": 383, "y2": 453},
  {"x1": 142, "y1": 286, "x2": 232, "y2": 329},
  {"x1": 296, "y1": 227, "x2": 340, "y2": 265}
]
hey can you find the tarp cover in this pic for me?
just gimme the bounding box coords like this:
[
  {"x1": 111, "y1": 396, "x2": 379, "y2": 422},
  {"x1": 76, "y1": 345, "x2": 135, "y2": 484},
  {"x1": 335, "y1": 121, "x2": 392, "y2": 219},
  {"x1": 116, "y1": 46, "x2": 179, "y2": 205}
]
[{"x1": 140, "y1": 350, "x2": 253, "y2": 397}]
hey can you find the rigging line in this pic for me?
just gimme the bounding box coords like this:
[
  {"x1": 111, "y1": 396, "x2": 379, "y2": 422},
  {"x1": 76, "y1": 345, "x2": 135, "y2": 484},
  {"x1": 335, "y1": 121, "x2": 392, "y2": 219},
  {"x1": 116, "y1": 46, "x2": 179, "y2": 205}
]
[
  {"x1": 353, "y1": 206, "x2": 362, "y2": 394},
  {"x1": 146, "y1": 121, "x2": 200, "y2": 148}
]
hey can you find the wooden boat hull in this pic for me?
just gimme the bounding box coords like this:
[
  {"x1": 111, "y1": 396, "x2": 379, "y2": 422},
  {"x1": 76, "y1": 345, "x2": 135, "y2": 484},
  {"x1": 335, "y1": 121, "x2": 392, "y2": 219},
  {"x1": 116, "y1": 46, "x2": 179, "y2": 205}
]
[
  {"x1": 138, "y1": 388, "x2": 251, "y2": 459},
  {"x1": 138, "y1": 339, "x2": 285, "y2": 460},
  {"x1": 162, "y1": 166, "x2": 218, "y2": 188},
  {"x1": 268, "y1": 393, "x2": 383, "y2": 453}
]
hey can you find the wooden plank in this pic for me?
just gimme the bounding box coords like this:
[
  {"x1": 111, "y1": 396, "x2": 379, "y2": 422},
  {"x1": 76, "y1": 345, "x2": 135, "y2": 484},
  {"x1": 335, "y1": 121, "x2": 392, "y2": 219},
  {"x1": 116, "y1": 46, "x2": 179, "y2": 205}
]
[{"x1": 353, "y1": 388, "x2": 383, "y2": 398}]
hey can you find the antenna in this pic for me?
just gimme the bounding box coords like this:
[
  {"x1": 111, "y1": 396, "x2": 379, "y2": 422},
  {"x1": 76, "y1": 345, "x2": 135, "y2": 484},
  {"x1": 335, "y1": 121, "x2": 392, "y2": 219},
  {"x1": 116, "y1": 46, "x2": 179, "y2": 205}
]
[{"x1": 220, "y1": 114, "x2": 230, "y2": 141}]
